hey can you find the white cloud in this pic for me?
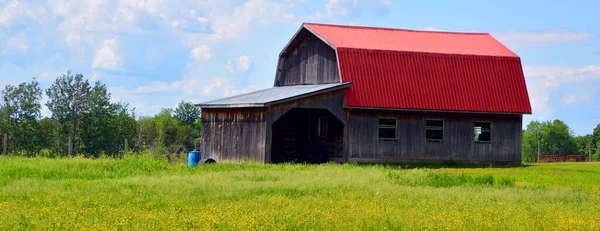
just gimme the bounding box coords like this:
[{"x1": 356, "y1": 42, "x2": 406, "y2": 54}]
[
  {"x1": 325, "y1": 0, "x2": 359, "y2": 18},
  {"x1": 39, "y1": 72, "x2": 49, "y2": 79},
  {"x1": 562, "y1": 95, "x2": 576, "y2": 105},
  {"x1": 225, "y1": 55, "x2": 255, "y2": 73},
  {"x1": 132, "y1": 81, "x2": 183, "y2": 94},
  {"x1": 494, "y1": 30, "x2": 593, "y2": 48},
  {"x1": 191, "y1": 45, "x2": 212, "y2": 61},
  {"x1": 524, "y1": 65, "x2": 600, "y2": 120},
  {"x1": 92, "y1": 38, "x2": 122, "y2": 70},
  {"x1": 3, "y1": 33, "x2": 30, "y2": 54}
]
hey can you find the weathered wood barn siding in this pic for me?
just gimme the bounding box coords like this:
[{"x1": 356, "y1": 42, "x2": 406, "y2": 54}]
[
  {"x1": 345, "y1": 109, "x2": 522, "y2": 164},
  {"x1": 274, "y1": 31, "x2": 340, "y2": 86},
  {"x1": 264, "y1": 90, "x2": 347, "y2": 163},
  {"x1": 201, "y1": 108, "x2": 267, "y2": 162}
]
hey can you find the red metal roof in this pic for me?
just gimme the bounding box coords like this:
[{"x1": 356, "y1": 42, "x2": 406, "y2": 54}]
[{"x1": 303, "y1": 23, "x2": 532, "y2": 114}]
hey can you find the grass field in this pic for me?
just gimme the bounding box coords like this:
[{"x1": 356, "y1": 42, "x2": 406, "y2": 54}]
[{"x1": 1, "y1": 155, "x2": 600, "y2": 230}]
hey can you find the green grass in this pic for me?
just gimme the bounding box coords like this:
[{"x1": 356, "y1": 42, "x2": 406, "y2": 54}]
[{"x1": 1, "y1": 156, "x2": 600, "y2": 230}]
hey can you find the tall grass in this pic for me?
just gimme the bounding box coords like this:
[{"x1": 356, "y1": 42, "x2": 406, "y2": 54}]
[
  {"x1": 385, "y1": 168, "x2": 516, "y2": 187},
  {"x1": 1, "y1": 156, "x2": 600, "y2": 230}
]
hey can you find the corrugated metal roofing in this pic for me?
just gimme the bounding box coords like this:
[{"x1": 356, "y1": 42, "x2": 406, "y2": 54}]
[
  {"x1": 304, "y1": 23, "x2": 518, "y2": 57},
  {"x1": 197, "y1": 83, "x2": 350, "y2": 108},
  {"x1": 302, "y1": 23, "x2": 532, "y2": 114}
]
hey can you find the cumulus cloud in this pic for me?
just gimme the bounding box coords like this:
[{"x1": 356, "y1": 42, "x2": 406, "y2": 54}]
[
  {"x1": 225, "y1": 55, "x2": 255, "y2": 73},
  {"x1": 524, "y1": 65, "x2": 600, "y2": 120},
  {"x1": 3, "y1": 33, "x2": 29, "y2": 54},
  {"x1": 191, "y1": 45, "x2": 212, "y2": 61},
  {"x1": 92, "y1": 39, "x2": 122, "y2": 70},
  {"x1": 494, "y1": 30, "x2": 593, "y2": 48}
]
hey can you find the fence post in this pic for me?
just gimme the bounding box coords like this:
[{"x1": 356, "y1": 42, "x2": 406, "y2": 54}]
[
  {"x1": 68, "y1": 136, "x2": 73, "y2": 156},
  {"x1": 3, "y1": 133, "x2": 7, "y2": 155},
  {"x1": 589, "y1": 137, "x2": 592, "y2": 162},
  {"x1": 537, "y1": 139, "x2": 541, "y2": 163},
  {"x1": 125, "y1": 138, "x2": 129, "y2": 155}
]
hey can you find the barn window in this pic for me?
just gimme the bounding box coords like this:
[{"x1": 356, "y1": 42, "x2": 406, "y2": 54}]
[
  {"x1": 474, "y1": 122, "x2": 491, "y2": 142},
  {"x1": 425, "y1": 120, "x2": 444, "y2": 141},
  {"x1": 378, "y1": 118, "x2": 397, "y2": 140},
  {"x1": 317, "y1": 117, "x2": 328, "y2": 137}
]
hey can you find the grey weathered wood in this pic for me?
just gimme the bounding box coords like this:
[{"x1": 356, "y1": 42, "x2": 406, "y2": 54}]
[
  {"x1": 589, "y1": 137, "x2": 592, "y2": 162},
  {"x1": 274, "y1": 32, "x2": 340, "y2": 86},
  {"x1": 201, "y1": 108, "x2": 268, "y2": 163},
  {"x1": 537, "y1": 139, "x2": 541, "y2": 163},
  {"x1": 125, "y1": 138, "x2": 129, "y2": 155},
  {"x1": 3, "y1": 133, "x2": 7, "y2": 155},
  {"x1": 68, "y1": 136, "x2": 73, "y2": 156},
  {"x1": 345, "y1": 109, "x2": 523, "y2": 165}
]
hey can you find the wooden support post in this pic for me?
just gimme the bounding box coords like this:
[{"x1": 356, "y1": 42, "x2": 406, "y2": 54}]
[
  {"x1": 589, "y1": 137, "x2": 592, "y2": 162},
  {"x1": 3, "y1": 133, "x2": 7, "y2": 155},
  {"x1": 194, "y1": 139, "x2": 198, "y2": 151},
  {"x1": 125, "y1": 138, "x2": 129, "y2": 155},
  {"x1": 537, "y1": 139, "x2": 541, "y2": 163},
  {"x1": 68, "y1": 136, "x2": 73, "y2": 156}
]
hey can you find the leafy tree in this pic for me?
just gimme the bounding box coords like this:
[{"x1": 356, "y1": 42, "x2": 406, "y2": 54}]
[
  {"x1": 573, "y1": 135, "x2": 592, "y2": 156},
  {"x1": 136, "y1": 116, "x2": 158, "y2": 150},
  {"x1": 592, "y1": 124, "x2": 600, "y2": 155},
  {"x1": 46, "y1": 71, "x2": 91, "y2": 155},
  {"x1": 0, "y1": 78, "x2": 43, "y2": 155},
  {"x1": 522, "y1": 120, "x2": 578, "y2": 160},
  {"x1": 174, "y1": 101, "x2": 200, "y2": 125}
]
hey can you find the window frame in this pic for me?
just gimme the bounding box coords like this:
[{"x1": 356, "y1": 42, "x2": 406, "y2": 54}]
[
  {"x1": 474, "y1": 121, "x2": 492, "y2": 143},
  {"x1": 378, "y1": 117, "x2": 398, "y2": 141},
  {"x1": 425, "y1": 119, "x2": 444, "y2": 142},
  {"x1": 317, "y1": 116, "x2": 328, "y2": 138}
]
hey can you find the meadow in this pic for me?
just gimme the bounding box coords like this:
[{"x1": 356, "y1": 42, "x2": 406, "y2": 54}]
[{"x1": 1, "y1": 155, "x2": 599, "y2": 230}]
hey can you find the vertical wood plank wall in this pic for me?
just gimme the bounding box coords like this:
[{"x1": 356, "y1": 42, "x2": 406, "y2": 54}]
[
  {"x1": 201, "y1": 108, "x2": 267, "y2": 163},
  {"x1": 346, "y1": 109, "x2": 523, "y2": 164},
  {"x1": 275, "y1": 32, "x2": 340, "y2": 86}
]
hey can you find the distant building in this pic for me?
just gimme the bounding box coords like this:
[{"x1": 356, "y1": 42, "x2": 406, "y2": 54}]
[{"x1": 197, "y1": 23, "x2": 531, "y2": 164}]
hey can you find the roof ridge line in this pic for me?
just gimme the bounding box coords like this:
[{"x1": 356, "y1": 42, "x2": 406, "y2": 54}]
[
  {"x1": 304, "y1": 22, "x2": 490, "y2": 36},
  {"x1": 336, "y1": 47, "x2": 520, "y2": 59}
]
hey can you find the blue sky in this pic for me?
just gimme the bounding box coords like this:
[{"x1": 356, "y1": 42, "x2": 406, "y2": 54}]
[{"x1": 0, "y1": 0, "x2": 598, "y2": 135}]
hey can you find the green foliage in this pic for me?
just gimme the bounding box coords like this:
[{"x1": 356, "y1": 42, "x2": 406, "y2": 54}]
[
  {"x1": 45, "y1": 71, "x2": 91, "y2": 155},
  {"x1": 0, "y1": 78, "x2": 43, "y2": 155},
  {"x1": 173, "y1": 101, "x2": 200, "y2": 125},
  {"x1": 44, "y1": 71, "x2": 137, "y2": 157},
  {"x1": 592, "y1": 124, "x2": 600, "y2": 155},
  {"x1": 522, "y1": 120, "x2": 579, "y2": 161}
]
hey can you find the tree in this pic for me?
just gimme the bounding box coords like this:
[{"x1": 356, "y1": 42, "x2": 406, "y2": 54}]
[
  {"x1": 1, "y1": 78, "x2": 43, "y2": 155},
  {"x1": 573, "y1": 135, "x2": 591, "y2": 155},
  {"x1": 522, "y1": 120, "x2": 578, "y2": 161},
  {"x1": 46, "y1": 71, "x2": 91, "y2": 155},
  {"x1": 592, "y1": 124, "x2": 600, "y2": 155},
  {"x1": 174, "y1": 101, "x2": 200, "y2": 125}
]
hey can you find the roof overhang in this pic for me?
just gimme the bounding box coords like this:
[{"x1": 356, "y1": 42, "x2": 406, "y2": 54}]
[{"x1": 196, "y1": 83, "x2": 351, "y2": 109}]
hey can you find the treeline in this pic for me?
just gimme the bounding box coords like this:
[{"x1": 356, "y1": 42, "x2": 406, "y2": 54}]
[
  {"x1": 522, "y1": 120, "x2": 600, "y2": 161},
  {"x1": 0, "y1": 71, "x2": 200, "y2": 158}
]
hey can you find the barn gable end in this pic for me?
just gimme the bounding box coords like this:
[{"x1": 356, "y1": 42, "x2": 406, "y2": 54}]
[{"x1": 274, "y1": 28, "x2": 341, "y2": 86}]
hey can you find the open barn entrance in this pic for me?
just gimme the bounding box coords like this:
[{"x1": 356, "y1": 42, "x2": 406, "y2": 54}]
[{"x1": 271, "y1": 108, "x2": 344, "y2": 163}]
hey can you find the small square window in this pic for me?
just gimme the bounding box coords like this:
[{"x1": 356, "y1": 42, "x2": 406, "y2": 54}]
[
  {"x1": 474, "y1": 122, "x2": 491, "y2": 142},
  {"x1": 426, "y1": 120, "x2": 444, "y2": 140},
  {"x1": 378, "y1": 118, "x2": 397, "y2": 140}
]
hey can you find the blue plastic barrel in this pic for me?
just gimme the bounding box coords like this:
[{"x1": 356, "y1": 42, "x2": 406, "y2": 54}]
[{"x1": 188, "y1": 151, "x2": 201, "y2": 167}]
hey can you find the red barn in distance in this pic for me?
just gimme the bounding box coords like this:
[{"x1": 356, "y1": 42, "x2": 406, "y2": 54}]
[{"x1": 197, "y1": 23, "x2": 532, "y2": 165}]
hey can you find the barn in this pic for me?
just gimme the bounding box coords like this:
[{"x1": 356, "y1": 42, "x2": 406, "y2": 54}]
[{"x1": 197, "y1": 23, "x2": 532, "y2": 165}]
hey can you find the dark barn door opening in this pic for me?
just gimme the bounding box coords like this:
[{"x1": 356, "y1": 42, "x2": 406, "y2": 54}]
[{"x1": 271, "y1": 108, "x2": 344, "y2": 163}]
